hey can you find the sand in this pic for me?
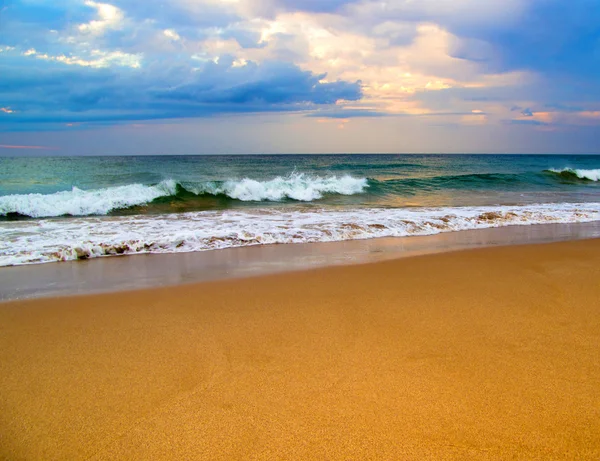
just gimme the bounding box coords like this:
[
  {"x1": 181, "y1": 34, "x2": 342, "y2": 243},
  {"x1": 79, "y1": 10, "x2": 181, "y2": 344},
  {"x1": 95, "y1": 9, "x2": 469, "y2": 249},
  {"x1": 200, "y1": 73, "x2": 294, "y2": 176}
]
[{"x1": 1, "y1": 239, "x2": 599, "y2": 460}]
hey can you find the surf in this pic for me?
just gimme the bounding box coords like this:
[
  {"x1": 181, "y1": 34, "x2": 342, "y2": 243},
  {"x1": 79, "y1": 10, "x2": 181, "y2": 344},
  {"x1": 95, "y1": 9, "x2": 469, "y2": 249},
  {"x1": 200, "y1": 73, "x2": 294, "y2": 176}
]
[
  {"x1": 0, "y1": 173, "x2": 369, "y2": 218},
  {"x1": 545, "y1": 168, "x2": 600, "y2": 181},
  {"x1": 1, "y1": 202, "x2": 599, "y2": 266}
]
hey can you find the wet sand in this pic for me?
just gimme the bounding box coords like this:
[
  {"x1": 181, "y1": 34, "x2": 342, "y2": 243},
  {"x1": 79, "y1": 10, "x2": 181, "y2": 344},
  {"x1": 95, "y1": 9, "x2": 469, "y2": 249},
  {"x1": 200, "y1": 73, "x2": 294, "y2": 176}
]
[
  {"x1": 3, "y1": 220, "x2": 600, "y2": 302},
  {"x1": 1, "y1": 239, "x2": 599, "y2": 460}
]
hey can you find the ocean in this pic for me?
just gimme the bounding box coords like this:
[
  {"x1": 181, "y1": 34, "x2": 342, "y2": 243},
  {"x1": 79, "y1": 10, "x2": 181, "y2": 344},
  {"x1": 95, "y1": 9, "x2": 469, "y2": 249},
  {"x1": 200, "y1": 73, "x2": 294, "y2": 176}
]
[{"x1": 1, "y1": 154, "x2": 599, "y2": 266}]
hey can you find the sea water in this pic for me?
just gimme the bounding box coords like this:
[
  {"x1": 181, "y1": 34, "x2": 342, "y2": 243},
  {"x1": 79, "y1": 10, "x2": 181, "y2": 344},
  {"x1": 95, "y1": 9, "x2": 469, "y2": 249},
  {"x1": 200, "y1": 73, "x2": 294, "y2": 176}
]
[{"x1": 1, "y1": 154, "x2": 599, "y2": 266}]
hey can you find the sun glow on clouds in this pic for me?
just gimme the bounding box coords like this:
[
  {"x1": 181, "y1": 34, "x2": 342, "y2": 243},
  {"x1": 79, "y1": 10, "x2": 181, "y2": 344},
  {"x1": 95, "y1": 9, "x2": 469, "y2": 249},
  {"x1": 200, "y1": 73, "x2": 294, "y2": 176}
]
[{"x1": 247, "y1": 16, "x2": 500, "y2": 116}]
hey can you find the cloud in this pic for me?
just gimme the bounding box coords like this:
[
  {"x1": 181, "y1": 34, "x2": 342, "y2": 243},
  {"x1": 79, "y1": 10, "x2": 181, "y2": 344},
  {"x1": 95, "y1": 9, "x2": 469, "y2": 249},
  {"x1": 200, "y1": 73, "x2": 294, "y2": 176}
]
[
  {"x1": 2, "y1": 0, "x2": 94, "y2": 30},
  {"x1": 21, "y1": 47, "x2": 142, "y2": 68},
  {"x1": 220, "y1": 28, "x2": 266, "y2": 49},
  {"x1": 306, "y1": 108, "x2": 389, "y2": 118},
  {"x1": 1, "y1": 0, "x2": 599, "y2": 141},
  {"x1": 156, "y1": 59, "x2": 361, "y2": 105},
  {"x1": 509, "y1": 119, "x2": 548, "y2": 126},
  {"x1": 0, "y1": 0, "x2": 364, "y2": 130},
  {"x1": 521, "y1": 108, "x2": 533, "y2": 117},
  {"x1": 445, "y1": 0, "x2": 600, "y2": 79},
  {"x1": 78, "y1": 0, "x2": 124, "y2": 35},
  {"x1": 109, "y1": 0, "x2": 240, "y2": 29},
  {"x1": 0, "y1": 54, "x2": 361, "y2": 126},
  {"x1": 275, "y1": 0, "x2": 357, "y2": 13}
]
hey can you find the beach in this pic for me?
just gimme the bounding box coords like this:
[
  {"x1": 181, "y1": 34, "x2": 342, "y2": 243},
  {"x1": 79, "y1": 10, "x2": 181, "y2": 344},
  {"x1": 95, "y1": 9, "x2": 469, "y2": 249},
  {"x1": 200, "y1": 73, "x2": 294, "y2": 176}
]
[
  {"x1": 3, "y1": 0, "x2": 600, "y2": 457},
  {"x1": 1, "y1": 238, "x2": 599, "y2": 460}
]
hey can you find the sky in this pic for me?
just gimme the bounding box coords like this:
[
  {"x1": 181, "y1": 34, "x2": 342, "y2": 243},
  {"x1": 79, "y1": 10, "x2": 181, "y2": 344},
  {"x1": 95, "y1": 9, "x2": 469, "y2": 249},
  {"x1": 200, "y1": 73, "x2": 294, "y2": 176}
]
[{"x1": 0, "y1": 0, "x2": 599, "y2": 155}]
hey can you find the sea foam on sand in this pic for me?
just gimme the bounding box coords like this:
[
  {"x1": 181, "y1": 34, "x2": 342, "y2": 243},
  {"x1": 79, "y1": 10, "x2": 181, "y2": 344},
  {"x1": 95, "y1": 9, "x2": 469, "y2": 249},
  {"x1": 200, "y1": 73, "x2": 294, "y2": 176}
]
[{"x1": 1, "y1": 202, "x2": 599, "y2": 265}]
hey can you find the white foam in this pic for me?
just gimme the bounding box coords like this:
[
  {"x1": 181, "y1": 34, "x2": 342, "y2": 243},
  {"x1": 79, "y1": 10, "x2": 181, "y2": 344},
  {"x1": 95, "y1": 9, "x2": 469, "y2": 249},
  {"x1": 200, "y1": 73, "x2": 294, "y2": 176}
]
[
  {"x1": 192, "y1": 172, "x2": 368, "y2": 201},
  {"x1": 1, "y1": 203, "x2": 599, "y2": 266},
  {"x1": 0, "y1": 180, "x2": 178, "y2": 218},
  {"x1": 0, "y1": 174, "x2": 369, "y2": 217},
  {"x1": 549, "y1": 168, "x2": 600, "y2": 181}
]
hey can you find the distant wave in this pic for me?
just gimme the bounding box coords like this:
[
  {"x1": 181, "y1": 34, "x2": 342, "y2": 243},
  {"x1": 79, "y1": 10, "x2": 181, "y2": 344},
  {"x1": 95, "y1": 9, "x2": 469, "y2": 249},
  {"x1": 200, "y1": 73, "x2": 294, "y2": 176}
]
[
  {"x1": 365, "y1": 172, "x2": 542, "y2": 196},
  {"x1": 0, "y1": 173, "x2": 369, "y2": 218},
  {"x1": 375, "y1": 172, "x2": 528, "y2": 188},
  {"x1": 1, "y1": 203, "x2": 599, "y2": 266},
  {"x1": 545, "y1": 168, "x2": 600, "y2": 181},
  {"x1": 329, "y1": 162, "x2": 425, "y2": 171},
  {"x1": 371, "y1": 169, "x2": 600, "y2": 192}
]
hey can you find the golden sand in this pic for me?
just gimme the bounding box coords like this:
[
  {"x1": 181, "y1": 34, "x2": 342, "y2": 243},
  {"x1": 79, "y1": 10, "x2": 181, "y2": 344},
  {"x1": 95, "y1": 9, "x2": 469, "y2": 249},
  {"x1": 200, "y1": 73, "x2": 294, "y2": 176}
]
[{"x1": 1, "y1": 239, "x2": 599, "y2": 460}]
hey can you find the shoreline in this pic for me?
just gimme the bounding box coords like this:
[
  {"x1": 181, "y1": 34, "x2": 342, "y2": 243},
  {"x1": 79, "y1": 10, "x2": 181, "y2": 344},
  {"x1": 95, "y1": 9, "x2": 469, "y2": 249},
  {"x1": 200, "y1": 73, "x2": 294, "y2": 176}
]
[
  {"x1": 2, "y1": 220, "x2": 600, "y2": 301},
  {"x1": 1, "y1": 238, "x2": 599, "y2": 459}
]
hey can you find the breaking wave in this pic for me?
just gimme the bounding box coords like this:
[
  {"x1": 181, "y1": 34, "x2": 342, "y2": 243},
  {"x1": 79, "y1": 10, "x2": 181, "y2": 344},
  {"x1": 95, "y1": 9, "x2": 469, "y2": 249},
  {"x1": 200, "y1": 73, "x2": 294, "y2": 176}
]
[
  {"x1": 189, "y1": 173, "x2": 368, "y2": 201},
  {"x1": 0, "y1": 180, "x2": 179, "y2": 218},
  {"x1": 2, "y1": 167, "x2": 598, "y2": 220},
  {"x1": 1, "y1": 203, "x2": 599, "y2": 266},
  {"x1": 545, "y1": 168, "x2": 600, "y2": 181},
  {"x1": 0, "y1": 174, "x2": 368, "y2": 218}
]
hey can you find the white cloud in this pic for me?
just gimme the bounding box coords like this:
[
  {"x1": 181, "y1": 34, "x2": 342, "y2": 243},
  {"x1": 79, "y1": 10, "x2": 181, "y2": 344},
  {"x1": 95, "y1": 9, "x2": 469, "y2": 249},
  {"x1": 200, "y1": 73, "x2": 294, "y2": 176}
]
[
  {"x1": 163, "y1": 29, "x2": 181, "y2": 41},
  {"x1": 22, "y1": 48, "x2": 142, "y2": 68},
  {"x1": 232, "y1": 58, "x2": 248, "y2": 67},
  {"x1": 79, "y1": 1, "x2": 124, "y2": 35}
]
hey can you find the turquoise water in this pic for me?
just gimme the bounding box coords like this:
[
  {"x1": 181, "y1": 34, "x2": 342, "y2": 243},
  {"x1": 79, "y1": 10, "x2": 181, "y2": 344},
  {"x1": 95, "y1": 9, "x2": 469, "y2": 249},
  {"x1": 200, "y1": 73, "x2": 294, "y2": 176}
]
[
  {"x1": 0, "y1": 154, "x2": 599, "y2": 265},
  {"x1": 1, "y1": 154, "x2": 599, "y2": 215}
]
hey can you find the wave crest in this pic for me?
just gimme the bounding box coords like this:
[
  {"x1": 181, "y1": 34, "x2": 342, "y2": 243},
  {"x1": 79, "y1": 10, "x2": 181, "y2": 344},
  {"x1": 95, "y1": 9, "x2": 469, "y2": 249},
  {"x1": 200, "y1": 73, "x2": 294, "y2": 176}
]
[
  {"x1": 546, "y1": 168, "x2": 600, "y2": 181},
  {"x1": 191, "y1": 173, "x2": 368, "y2": 202},
  {"x1": 0, "y1": 180, "x2": 178, "y2": 218},
  {"x1": 0, "y1": 174, "x2": 368, "y2": 218}
]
